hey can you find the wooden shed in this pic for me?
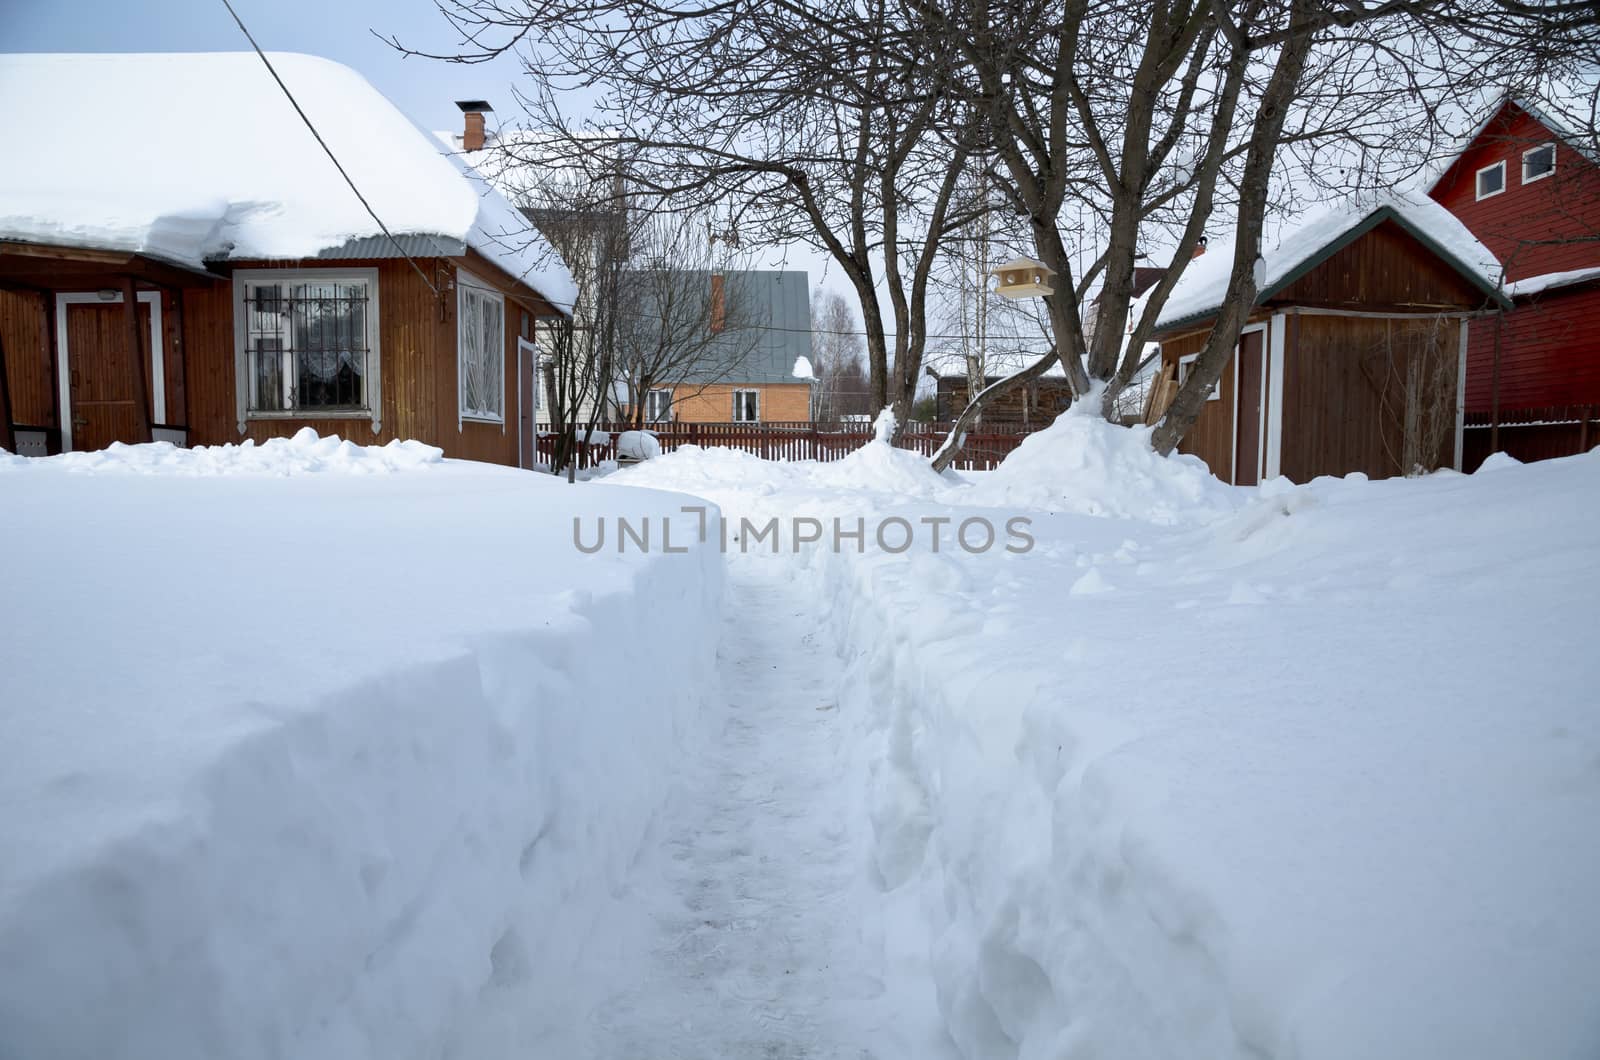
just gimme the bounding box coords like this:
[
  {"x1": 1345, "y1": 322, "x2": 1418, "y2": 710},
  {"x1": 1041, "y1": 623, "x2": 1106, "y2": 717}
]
[{"x1": 1149, "y1": 200, "x2": 1511, "y2": 483}]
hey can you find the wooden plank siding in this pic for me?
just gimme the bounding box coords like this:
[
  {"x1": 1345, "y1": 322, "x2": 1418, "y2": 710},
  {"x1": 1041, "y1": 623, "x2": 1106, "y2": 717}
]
[
  {"x1": 1280, "y1": 313, "x2": 1460, "y2": 480},
  {"x1": 1268, "y1": 219, "x2": 1491, "y2": 311},
  {"x1": 177, "y1": 257, "x2": 555, "y2": 464},
  {"x1": 0, "y1": 288, "x2": 55, "y2": 427},
  {"x1": 1428, "y1": 101, "x2": 1600, "y2": 283},
  {"x1": 1464, "y1": 284, "x2": 1600, "y2": 413},
  {"x1": 1160, "y1": 323, "x2": 1244, "y2": 482}
]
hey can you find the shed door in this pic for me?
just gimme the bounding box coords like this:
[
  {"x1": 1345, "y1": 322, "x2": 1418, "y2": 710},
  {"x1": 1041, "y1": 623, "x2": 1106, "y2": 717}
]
[
  {"x1": 1235, "y1": 329, "x2": 1265, "y2": 486},
  {"x1": 65, "y1": 301, "x2": 153, "y2": 453}
]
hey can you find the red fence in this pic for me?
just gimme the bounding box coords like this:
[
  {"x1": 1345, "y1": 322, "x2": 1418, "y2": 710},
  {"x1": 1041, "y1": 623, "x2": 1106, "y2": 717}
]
[
  {"x1": 535, "y1": 420, "x2": 1039, "y2": 471},
  {"x1": 1462, "y1": 404, "x2": 1600, "y2": 470}
]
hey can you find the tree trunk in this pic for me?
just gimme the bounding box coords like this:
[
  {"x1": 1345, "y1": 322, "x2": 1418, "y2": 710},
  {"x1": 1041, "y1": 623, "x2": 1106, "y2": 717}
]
[{"x1": 931, "y1": 348, "x2": 1059, "y2": 472}]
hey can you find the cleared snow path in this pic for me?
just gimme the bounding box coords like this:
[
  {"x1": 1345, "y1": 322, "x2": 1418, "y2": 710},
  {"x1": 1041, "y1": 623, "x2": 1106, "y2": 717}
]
[{"x1": 579, "y1": 558, "x2": 941, "y2": 1059}]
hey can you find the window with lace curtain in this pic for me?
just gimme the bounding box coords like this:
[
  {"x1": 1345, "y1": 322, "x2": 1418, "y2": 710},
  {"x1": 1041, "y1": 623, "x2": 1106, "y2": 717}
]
[
  {"x1": 232, "y1": 268, "x2": 382, "y2": 432},
  {"x1": 458, "y1": 270, "x2": 506, "y2": 424}
]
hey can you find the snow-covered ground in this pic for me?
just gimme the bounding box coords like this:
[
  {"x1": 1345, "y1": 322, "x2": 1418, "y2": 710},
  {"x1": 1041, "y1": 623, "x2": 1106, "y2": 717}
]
[
  {"x1": 3, "y1": 419, "x2": 1596, "y2": 1059},
  {"x1": 0, "y1": 432, "x2": 719, "y2": 1059},
  {"x1": 617, "y1": 413, "x2": 1600, "y2": 1060}
]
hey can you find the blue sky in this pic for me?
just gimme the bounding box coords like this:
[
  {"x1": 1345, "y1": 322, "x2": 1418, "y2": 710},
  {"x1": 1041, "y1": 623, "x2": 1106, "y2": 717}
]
[{"x1": 6, "y1": 0, "x2": 535, "y2": 137}]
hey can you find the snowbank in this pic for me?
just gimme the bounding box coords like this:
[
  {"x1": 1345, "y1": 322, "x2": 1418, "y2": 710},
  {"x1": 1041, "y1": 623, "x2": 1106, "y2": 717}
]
[
  {"x1": 621, "y1": 434, "x2": 1600, "y2": 1060},
  {"x1": 809, "y1": 452, "x2": 1600, "y2": 1060},
  {"x1": 968, "y1": 399, "x2": 1240, "y2": 524},
  {"x1": 12, "y1": 427, "x2": 444, "y2": 476},
  {"x1": 0, "y1": 447, "x2": 721, "y2": 1059}
]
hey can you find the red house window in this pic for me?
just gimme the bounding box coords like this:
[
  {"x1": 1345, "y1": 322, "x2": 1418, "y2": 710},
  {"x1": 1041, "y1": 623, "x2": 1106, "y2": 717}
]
[{"x1": 1475, "y1": 160, "x2": 1506, "y2": 201}]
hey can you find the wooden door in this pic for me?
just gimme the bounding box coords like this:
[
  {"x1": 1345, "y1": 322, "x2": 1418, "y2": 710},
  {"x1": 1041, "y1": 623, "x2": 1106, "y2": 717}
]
[
  {"x1": 1235, "y1": 329, "x2": 1265, "y2": 486},
  {"x1": 66, "y1": 302, "x2": 152, "y2": 452}
]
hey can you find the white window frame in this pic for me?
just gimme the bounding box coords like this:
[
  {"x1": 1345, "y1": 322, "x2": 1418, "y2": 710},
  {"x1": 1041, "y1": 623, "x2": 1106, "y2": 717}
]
[
  {"x1": 1475, "y1": 160, "x2": 1506, "y2": 201},
  {"x1": 733, "y1": 388, "x2": 761, "y2": 423},
  {"x1": 1177, "y1": 352, "x2": 1221, "y2": 401},
  {"x1": 231, "y1": 268, "x2": 381, "y2": 435},
  {"x1": 646, "y1": 388, "x2": 673, "y2": 423},
  {"x1": 457, "y1": 268, "x2": 507, "y2": 428},
  {"x1": 1521, "y1": 142, "x2": 1555, "y2": 185}
]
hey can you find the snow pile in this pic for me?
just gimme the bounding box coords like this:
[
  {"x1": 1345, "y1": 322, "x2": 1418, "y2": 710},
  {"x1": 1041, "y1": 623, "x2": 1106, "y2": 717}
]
[
  {"x1": 5, "y1": 428, "x2": 444, "y2": 477},
  {"x1": 0, "y1": 456, "x2": 720, "y2": 1059},
  {"x1": 1157, "y1": 191, "x2": 1503, "y2": 327},
  {"x1": 804, "y1": 450, "x2": 1600, "y2": 1060},
  {"x1": 615, "y1": 430, "x2": 662, "y2": 461},
  {"x1": 969, "y1": 397, "x2": 1240, "y2": 524},
  {"x1": 0, "y1": 52, "x2": 575, "y2": 311}
]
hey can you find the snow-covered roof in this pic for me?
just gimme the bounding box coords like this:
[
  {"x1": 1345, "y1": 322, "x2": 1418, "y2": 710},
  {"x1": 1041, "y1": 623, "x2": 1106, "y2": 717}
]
[
  {"x1": 1505, "y1": 265, "x2": 1600, "y2": 299},
  {"x1": 1154, "y1": 192, "x2": 1507, "y2": 332},
  {"x1": 0, "y1": 52, "x2": 576, "y2": 312}
]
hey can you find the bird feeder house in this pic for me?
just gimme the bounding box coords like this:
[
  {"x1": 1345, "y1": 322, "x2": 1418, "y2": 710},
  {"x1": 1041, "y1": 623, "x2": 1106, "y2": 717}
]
[{"x1": 988, "y1": 257, "x2": 1056, "y2": 299}]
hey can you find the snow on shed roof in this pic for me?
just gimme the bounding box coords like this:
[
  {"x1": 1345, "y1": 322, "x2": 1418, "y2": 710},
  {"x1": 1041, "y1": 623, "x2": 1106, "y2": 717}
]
[
  {"x1": 1154, "y1": 192, "x2": 1507, "y2": 332},
  {"x1": 0, "y1": 52, "x2": 576, "y2": 312}
]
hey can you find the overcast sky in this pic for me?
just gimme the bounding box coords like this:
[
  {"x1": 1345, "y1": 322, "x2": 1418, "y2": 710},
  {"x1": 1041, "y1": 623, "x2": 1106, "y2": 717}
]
[{"x1": 6, "y1": 0, "x2": 851, "y2": 305}]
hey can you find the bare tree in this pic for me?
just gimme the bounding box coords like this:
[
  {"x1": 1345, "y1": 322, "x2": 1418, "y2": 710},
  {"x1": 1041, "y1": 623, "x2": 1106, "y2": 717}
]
[
  {"x1": 911, "y1": 0, "x2": 1596, "y2": 467},
  {"x1": 517, "y1": 150, "x2": 630, "y2": 476},
  {"x1": 810, "y1": 289, "x2": 873, "y2": 423},
  {"x1": 388, "y1": 0, "x2": 992, "y2": 439}
]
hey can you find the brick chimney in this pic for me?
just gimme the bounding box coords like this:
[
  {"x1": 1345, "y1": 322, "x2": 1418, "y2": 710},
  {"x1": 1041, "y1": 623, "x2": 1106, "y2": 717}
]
[
  {"x1": 455, "y1": 99, "x2": 493, "y2": 152},
  {"x1": 710, "y1": 273, "x2": 727, "y2": 333},
  {"x1": 1192, "y1": 235, "x2": 1208, "y2": 260}
]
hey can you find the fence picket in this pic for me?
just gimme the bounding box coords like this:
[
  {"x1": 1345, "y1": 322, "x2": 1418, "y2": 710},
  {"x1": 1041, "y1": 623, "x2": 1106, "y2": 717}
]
[{"x1": 534, "y1": 420, "x2": 1040, "y2": 472}]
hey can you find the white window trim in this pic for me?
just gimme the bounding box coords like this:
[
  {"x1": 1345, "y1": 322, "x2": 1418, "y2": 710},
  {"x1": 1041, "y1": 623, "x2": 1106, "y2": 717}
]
[
  {"x1": 517, "y1": 335, "x2": 539, "y2": 468},
  {"x1": 1177, "y1": 352, "x2": 1221, "y2": 401},
  {"x1": 457, "y1": 268, "x2": 507, "y2": 429},
  {"x1": 1521, "y1": 142, "x2": 1555, "y2": 185},
  {"x1": 231, "y1": 267, "x2": 381, "y2": 435},
  {"x1": 1233, "y1": 322, "x2": 1269, "y2": 487},
  {"x1": 54, "y1": 291, "x2": 164, "y2": 453},
  {"x1": 646, "y1": 388, "x2": 673, "y2": 423},
  {"x1": 1264, "y1": 312, "x2": 1287, "y2": 480},
  {"x1": 1475, "y1": 159, "x2": 1506, "y2": 201},
  {"x1": 733, "y1": 388, "x2": 761, "y2": 423}
]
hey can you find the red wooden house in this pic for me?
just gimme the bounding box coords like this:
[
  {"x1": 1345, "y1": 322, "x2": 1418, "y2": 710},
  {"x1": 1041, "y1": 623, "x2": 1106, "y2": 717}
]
[
  {"x1": 0, "y1": 52, "x2": 574, "y2": 468},
  {"x1": 1426, "y1": 95, "x2": 1600, "y2": 466}
]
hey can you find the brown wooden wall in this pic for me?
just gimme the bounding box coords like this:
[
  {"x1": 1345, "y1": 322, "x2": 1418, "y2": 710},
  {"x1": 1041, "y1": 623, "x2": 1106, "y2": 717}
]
[
  {"x1": 0, "y1": 288, "x2": 56, "y2": 427},
  {"x1": 1280, "y1": 313, "x2": 1460, "y2": 480},
  {"x1": 1270, "y1": 220, "x2": 1488, "y2": 311},
  {"x1": 1161, "y1": 327, "x2": 1240, "y2": 481},
  {"x1": 182, "y1": 257, "x2": 544, "y2": 465}
]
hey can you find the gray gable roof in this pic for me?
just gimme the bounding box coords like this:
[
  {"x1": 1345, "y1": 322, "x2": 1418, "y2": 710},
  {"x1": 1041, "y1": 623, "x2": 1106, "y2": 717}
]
[{"x1": 659, "y1": 269, "x2": 812, "y2": 385}]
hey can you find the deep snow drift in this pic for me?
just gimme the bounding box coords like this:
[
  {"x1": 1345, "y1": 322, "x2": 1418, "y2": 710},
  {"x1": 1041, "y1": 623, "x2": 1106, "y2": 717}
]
[
  {"x1": 619, "y1": 418, "x2": 1600, "y2": 1060},
  {"x1": 0, "y1": 439, "x2": 720, "y2": 1060}
]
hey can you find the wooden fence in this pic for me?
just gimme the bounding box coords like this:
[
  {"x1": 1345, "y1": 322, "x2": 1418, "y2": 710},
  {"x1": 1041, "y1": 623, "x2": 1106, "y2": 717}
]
[
  {"x1": 1462, "y1": 404, "x2": 1600, "y2": 470},
  {"x1": 535, "y1": 420, "x2": 1039, "y2": 471}
]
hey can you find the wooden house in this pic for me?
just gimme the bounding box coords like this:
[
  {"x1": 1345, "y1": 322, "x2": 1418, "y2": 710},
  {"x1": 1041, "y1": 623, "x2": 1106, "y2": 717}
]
[
  {"x1": 0, "y1": 52, "x2": 574, "y2": 467},
  {"x1": 1149, "y1": 197, "x2": 1510, "y2": 483},
  {"x1": 1425, "y1": 95, "x2": 1600, "y2": 467}
]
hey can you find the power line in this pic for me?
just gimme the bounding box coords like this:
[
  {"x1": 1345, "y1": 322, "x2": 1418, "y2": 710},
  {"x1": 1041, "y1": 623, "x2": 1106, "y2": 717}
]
[{"x1": 220, "y1": 0, "x2": 441, "y2": 296}]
